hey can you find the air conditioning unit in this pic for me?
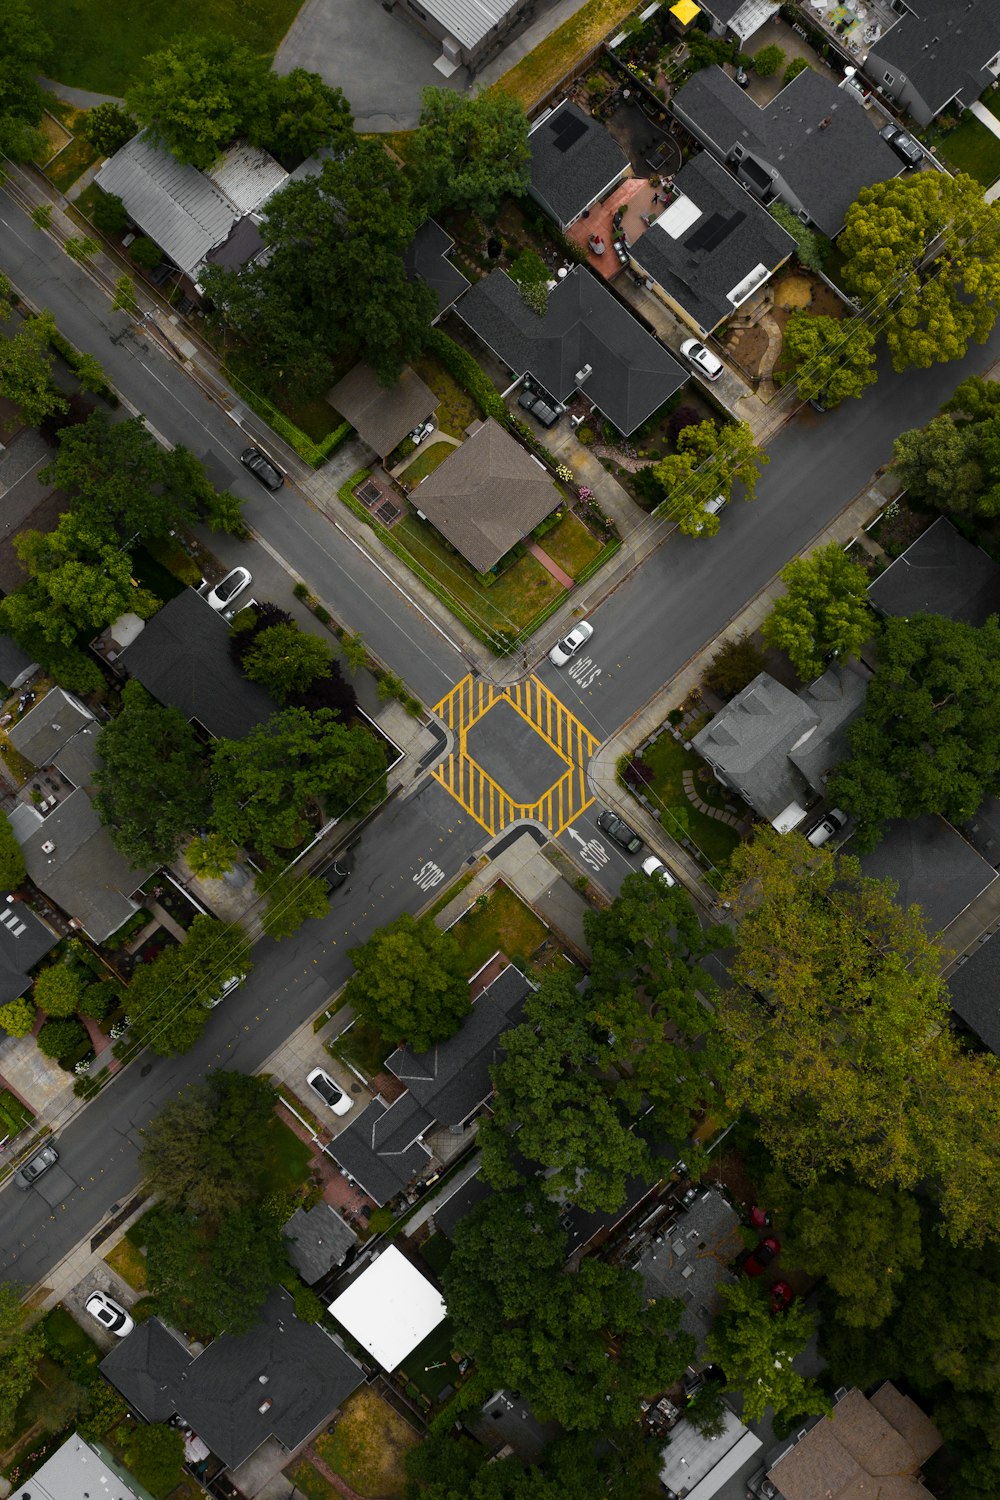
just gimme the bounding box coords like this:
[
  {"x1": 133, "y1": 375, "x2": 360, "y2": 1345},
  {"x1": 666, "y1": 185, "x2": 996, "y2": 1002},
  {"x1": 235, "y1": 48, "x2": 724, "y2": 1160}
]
[{"x1": 574, "y1": 363, "x2": 593, "y2": 385}]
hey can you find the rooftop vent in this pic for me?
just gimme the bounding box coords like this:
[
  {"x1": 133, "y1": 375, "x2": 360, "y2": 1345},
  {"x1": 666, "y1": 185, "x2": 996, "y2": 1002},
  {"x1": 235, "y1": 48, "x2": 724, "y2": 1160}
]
[
  {"x1": 574, "y1": 363, "x2": 593, "y2": 385},
  {"x1": 41, "y1": 840, "x2": 56, "y2": 854}
]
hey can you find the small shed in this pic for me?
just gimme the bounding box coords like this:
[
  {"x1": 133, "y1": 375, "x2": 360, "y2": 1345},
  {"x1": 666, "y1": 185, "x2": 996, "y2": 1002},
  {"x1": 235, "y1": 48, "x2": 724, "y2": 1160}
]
[{"x1": 326, "y1": 363, "x2": 436, "y2": 460}]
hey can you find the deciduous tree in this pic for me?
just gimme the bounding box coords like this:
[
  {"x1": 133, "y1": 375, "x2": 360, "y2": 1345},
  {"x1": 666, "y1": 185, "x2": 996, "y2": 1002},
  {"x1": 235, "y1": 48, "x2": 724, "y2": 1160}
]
[
  {"x1": 242, "y1": 622, "x2": 334, "y2": 701},
  {"x1": 140, "y1": 1070, "x2": 275, "y2": 1220},
  {"x1": 408, "y1": 88, "x2": 531, "y2": 219},
  {"x1": 123, "y1": 1424, "x2": 184, "y2": 1497},
  {"x1": 127, "y1": 916, "x2": 252, "y2": 1056},
  {"x1": 81, "y1": 102, "x2": 137, "y2": 156},
  {"x1": 144, "y1": 1202, "x2": 288, "y2": 1338},
  {"x1": 0, "y1": 318, "x2": 67, "y2": 427},
  {"x1": 0, "y1": 1282, "x2": 45, "y2": 1437},
  {"x1": 0, "y1": 0, "x2": 50, "y2": 162},
  {"x1": 94, "y1": 681, "x2": 211, "y2": 867},
  {"x1": 891, "y1": 414, "x2": 987, "y2": 515},
  {"x1": 761, "y1": 541, "x2": 873, "y2": 680},
  {"x1": 0, "y1": 996, "x2": 35, "y2": 1037},
  {"x1": 709, "y1": 1279, "x2": 827, "y2": 1424},
  {"x1": 344, "y1": 911, "x2": 469, "y2": 1049},
  {"x1": 126, "y1": 36, "x2": 263, "y2": 168},
  {"x1": 780, "y1": 309, "x2": 877, "y2": 404},
  {"x1": 704, "y1": 633, "x2": 768, "y2": 698},
  {"x1": 253, "y1": 69, "x2": 353, "y2": 161},
  {"x1": 185, "y1": 832, "x2": 238, "y2": 879},
  {"x1": 651, "y1": 420, "x2": 767, "y2": 536},
  {"x1": 33, "y1": 962, "x2": 87, "y2": 1018},
  {"x1": 258, "y1": 871, "x2": 330, "y2": 940}
]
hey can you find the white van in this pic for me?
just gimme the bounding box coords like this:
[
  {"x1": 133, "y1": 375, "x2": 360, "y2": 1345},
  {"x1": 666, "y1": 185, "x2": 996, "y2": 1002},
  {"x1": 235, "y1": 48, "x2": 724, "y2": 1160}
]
[{"x1": 806, "y1": 809, "x2": 847, "y2": 847}]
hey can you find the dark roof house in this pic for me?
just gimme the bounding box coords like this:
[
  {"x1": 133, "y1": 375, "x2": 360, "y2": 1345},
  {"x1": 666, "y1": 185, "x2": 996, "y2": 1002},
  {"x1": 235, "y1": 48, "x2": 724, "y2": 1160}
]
[
  {"x1": 0, "y1": 637, "x2": 36, "y2": 693},
  {"x1": 947, "y1": 926, "x2": 1000, "y2": 1056},
  {"x1": 404, "y1": 220, "x2": 471, "y2": 321},
  {"x1": 638, "y1": 1188, "x2": 742, "y2": 1354},
  {"x1": 768, "y1": 1383, "x2": 941, "y2": 1500},
  {"x1": 282, "y1": 1202, "x2": 357, "y2": 1284},
  {"x1": 865, "y1": 0, "x2": 1000, "y2": 127},
  {"x1": 120, "y1": 589, "x2": 275, "y2": 741},
  {"x1": 332, "y1": 963, "x2": 533, "y2": 1204},
  {"x1": 867, "y1": 516, "x2": 1000, "y2": 626},
  {"x1": 326, "y1": 362, "x2": 436, "y2": 459},
  {"x1": 629, "y1": 151, "x2": 795, "y2": 336},
  {"x1": 100, "y1": 1288, "x2": 364, "y2": 1473},
  {"x1": 8, "y1": 688, "x2": 93, "y2": 768},
  {"x1": 692, "y1": 664, "x2": 868, "y2": 827},
  {"x1": 528, "y1": 100, "x2": 630, "y2": 231},
  {"x1": 456, "y1": 266, "x2": 686, "y2": 436},
  {"x1": 411, "y1": 419, "x2": 560, "y2": 573},
  {"x1": 670, "y1": 66, "x2": 904, "y2": 237},
  {"x1": 0, "y1": 899, "x2": 58, "y2": 1006},
  {"x1": 855, "y1": 815, "x2": 996, "y2": 938}
]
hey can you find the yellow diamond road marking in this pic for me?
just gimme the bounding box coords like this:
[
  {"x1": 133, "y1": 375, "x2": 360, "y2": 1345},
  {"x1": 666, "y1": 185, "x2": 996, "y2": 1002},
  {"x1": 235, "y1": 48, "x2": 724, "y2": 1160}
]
[{"x1": 432, "y1": 674, "x2": 599, "y2": 838}]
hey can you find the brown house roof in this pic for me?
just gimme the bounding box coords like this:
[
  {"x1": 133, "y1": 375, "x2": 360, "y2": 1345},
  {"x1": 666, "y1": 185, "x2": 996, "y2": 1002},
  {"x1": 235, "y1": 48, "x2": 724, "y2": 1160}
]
[
  {"x1": 412, "y1": 419, "x2": 560, "y2": 573},
  {"x1": 769, "y1": 1385, "x2": 940, "y2": 1500},
  {"x1": 326, "y1": 362, "x2": 435, "y2": 458}
]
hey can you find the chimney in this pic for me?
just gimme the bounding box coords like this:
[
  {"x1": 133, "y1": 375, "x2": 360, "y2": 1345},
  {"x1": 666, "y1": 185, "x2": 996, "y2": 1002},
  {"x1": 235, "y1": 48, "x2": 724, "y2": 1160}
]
[
  {"x1": 258, "y1": 1398, "x2": 273, "y2": 1414},
  {"x1": 41, "y1": 840, "x2": 56, "y2": 855},
  {"x1": 574, "y1": 363, "x2": 593, "y2": 385}
]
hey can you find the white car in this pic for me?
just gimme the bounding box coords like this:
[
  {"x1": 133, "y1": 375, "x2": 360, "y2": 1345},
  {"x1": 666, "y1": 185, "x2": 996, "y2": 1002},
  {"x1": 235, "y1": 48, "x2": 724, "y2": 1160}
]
[
  {"x1": 806, "y1": 809, "x2": 847, "y2": 847},
  {"x1": 680, "y1": 339, "x2": 724, "y2": 381},
  {"x1": 206, "y1": 973, "x2": 245, "y2": 1009},
  {"x1": 642, "y1": 855, "x2": 677, "y2": 886},
  {"x1": 548, "y1": 620, "x2": 594, "y2": 667},
  {"x1": 206, "y1": 566, "x2": 251, "y2": 612},
  {"x1": 307, "y1": 1067, "x2": 354, "y2": 1116},
  {"x1": 85, "y1": 1291, "x2": 134, "y2": 1338}
]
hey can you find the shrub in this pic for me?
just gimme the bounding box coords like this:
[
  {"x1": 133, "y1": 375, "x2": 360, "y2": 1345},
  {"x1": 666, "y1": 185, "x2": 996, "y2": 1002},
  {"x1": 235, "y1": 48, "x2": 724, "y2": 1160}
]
[
  {"x1": 427, "y1": 328, "x2": 507, "y2": 423},
  {"x1": 82, "y1": 103, "x2": 137, "y2": 156},
  {"x1": 293, "y1": 581, "x2": 311, "y2": 602},
  {"x1": 89, "y1": 192, "x2": 128, "y2": 235},
  {"x1": 768, "y1": 202, "x2": 827, "y2": 275},
  {"x1": 704, "y1": 633, "x2": 768, "y2": 698},
  {"x1": 509, "y1": 249, "x2": 549, "y2": 285},
  {"x1": 577, "y1": 425, "x2": 594, "y2": 445},
  {"x1": 292, "y1": 1285, "x2": 325, "y2": 1322},
  {"x1": 123, "y1": 1424, "x2": 184, "y2": 1495},
  {"x1": 37, "y1": 1016, "x2": 89, "y2": 1061},
  {"x1": 783, "y1": 57, "x2": 811, "y2": 85},
  {"x1": 0, "y1": 997, "x2": 36, "y2": 1037},
  {"x1": 754, "y1": 44, "x2": 785, "y2": 76},
  {"x1": 78, "y1": 1375, "x2": 128, "y2": 1438},
  {"x1": 34, "y1": 963, "x2": 87, "y2": 1019},
  {"x1": 129, "y1": 237, "x2": 162, "y2": 271}
]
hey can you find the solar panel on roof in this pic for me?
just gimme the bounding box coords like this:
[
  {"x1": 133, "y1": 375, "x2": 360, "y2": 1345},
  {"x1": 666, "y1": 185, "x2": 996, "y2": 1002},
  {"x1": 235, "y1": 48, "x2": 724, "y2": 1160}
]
[
  {"x1": 687, "y1": 210, "x2": 744, "y2": 253},
  {"x1": 550, "y1": 113, "x2": 588, "y2": 152}
]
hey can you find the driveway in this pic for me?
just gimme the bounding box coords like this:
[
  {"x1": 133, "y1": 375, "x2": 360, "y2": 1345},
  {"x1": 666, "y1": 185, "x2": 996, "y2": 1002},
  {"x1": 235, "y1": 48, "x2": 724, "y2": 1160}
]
[{"x1": 62, "y1": 1262, "x2": 139, "y2": 1354}]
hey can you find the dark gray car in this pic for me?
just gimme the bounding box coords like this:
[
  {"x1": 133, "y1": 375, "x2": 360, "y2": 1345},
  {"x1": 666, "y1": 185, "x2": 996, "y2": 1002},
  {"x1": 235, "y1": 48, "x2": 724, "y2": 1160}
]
[
  {"x1": 879, "y1": 123, "x2": 922, "y2": 167},
  {"x1": 14, "y1": 1143, "x2": 58, "y2": 1189},
  {"x1": 597, "y1": 810, "x2": 642, "y2": 854},
  {"x1": 240, "y1": 446, "x2": 284, "y2": 491}
]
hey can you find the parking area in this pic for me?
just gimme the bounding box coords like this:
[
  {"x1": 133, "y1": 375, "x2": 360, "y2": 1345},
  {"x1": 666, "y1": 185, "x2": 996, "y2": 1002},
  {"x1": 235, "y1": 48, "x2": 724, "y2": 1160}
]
[{"x1": 61, "y1": 1262, "x2": 140, "y2": 1354}]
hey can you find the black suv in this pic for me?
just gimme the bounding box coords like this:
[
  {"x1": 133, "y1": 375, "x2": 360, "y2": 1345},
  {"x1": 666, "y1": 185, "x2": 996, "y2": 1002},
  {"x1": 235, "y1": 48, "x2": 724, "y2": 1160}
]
[
  {"x1": 240, "y1": 446, "x2": 284, "y2": 491},
  {"x1": 597, "y1": 810, "x2": 642, "y2": 854}
]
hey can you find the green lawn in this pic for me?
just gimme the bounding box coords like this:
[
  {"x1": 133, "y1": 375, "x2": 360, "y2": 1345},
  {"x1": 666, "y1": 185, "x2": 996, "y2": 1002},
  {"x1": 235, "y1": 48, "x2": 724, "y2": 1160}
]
[
  {"x1": 36, "y1": 0, "x2": 305, "y2": 95},
  {"x1": 104, "y1": 1236, "x2": 149, "y2": 1291},
  {"x1": 401, "y1": 441, "x2": 454, "y2": 486},
  {"x1": 256, "y1": 1116, "x2": 314, "y2": 1197},
  {"x1": 488, "y1": 0, "x2": 639, "y2": 107},
  {"x1": 331, "y1": 1020, "x2": 391, "y2": 1082},
  {"x1": 539, "y1": 512, "x2": 603, "y2": 579},
  {"x1": 411, "y1": 354, "x2": 481, "y2": 439},
  {"x1": 41, "y1": 1306, "x2": 101, "y2": 1370},
  {"x1": 402, "y1": 1319, "x2": 461, "y2": 1402},
  {"x1": 288, "y1": 1461, "x2": 340, "y2": 1500},
  {"x1": 448, "y1": 881, "x2": 549, "y2": 975},
  {"x1": 314, "y1": 1387, "x2": 419, "y2": 1500},
  {"x1": 0, "y1": 1088, "x2": 32, "y2": 1141},
  {"x1": 938, "y1": 115, "x2": 1000, "y2": 185},
  {"x1": 636, "y1": 733, "x2": 743, "y2": 869},
  {"x1": 980, "y1": 88, "x2": 1000, "y2": 122}
]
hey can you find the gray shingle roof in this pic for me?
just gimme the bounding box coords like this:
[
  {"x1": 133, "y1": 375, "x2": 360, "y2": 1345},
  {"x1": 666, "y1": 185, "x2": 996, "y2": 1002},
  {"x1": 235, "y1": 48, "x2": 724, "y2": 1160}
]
[
  {"x1": 963, "y1": 795, "x2": 1000, "y2": 869},
  {"x1": 638, "y1": 1188, "x2": 741, "y2": 1354},
  {"x1": 101, "y1": 1289, "x2": 364, "y2": 1470},
  {"x1": 326, "y1": 363, "x2": 436, "y2": 458},
  {"x1": 789, "y1": 664, "x2": 869, "y2": 793},
  {"x1": 693, "y1": 672, "x2": 818, "y2": 822},
  {"x1": 630, "y1": 152, "x2": 795, "y2": 334},
  {"x1": 414, "y1": 0, "x2": 514, "y2": 49},
  {"x1": 947, "y1": 927, "x2": 1000, "y2": 1056},
  {"x1": 9, "y1": 688, "x2": 93, "y2": 768},
  {"x1": 867, "y1": 516, "x2": 1000, "y2": 626},
  {"x1": 95, "y1": 134, "x2": 238, "y2": 278},
  {"x1": 528, "y1": 100, "x2": 629, "y2": 229},
  {"x1": 0, "y1": 636, "x2": 35, "y2": 692},
  {"x1": 0, "y1": 899, "x2": 58, "y2": 1006},
  {"x1": 411, "y1": 419, "x2": 560, "y2": 573},
  {"x1": 671, "y1": 66, "x2": 904, "y2": 237},
  {"x1": 404, "y1": 220, "x2": 470, "y2": 318},
  {"x1": 855, "y1": 815, "x2": 997, "y2": 937},
  {"x1": 457, "y1": 266, "x2": 686, "y2": 436},
  {"x1": 872, "y1": 0, "x2": 1000, "y2": 118},
  {"x1": 282, "y1": 1202, "x2": 357, "y2": 1284},
  {"x1": 330, "y1": 1096, "x2": 433, "y2": 1206},
  {"x1": 121, "y1": 590, "x2": 275, "y2": 741}
]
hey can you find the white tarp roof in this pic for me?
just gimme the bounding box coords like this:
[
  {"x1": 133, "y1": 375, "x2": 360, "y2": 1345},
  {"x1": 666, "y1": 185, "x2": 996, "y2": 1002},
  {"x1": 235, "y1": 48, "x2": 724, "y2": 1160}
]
[
  {"x1": 660, "y1": 1409, "x2": 762, "y2": 1499},
  {"x1": 329, "y1": 1244, "x2": 446, "y2": 1371}
]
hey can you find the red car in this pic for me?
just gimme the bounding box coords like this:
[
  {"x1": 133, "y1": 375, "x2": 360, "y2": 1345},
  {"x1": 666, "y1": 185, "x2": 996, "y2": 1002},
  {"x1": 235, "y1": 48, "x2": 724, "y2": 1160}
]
[
  {"x1": 770, "y1": 1280, "x2": 795, "y2": 1314},
  {"x1": 744, "y1": 1236, "x2": 781, "y2": 1277}
]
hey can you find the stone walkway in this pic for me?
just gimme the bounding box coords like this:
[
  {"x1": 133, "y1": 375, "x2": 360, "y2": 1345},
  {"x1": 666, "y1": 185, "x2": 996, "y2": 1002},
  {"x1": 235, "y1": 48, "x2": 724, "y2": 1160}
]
[
  {"x1": 681, "y1": 768, "x2": 743, "y2": 828},
  {"x1": 528, "y1": 541, "x2": 574, "y2": 588}
]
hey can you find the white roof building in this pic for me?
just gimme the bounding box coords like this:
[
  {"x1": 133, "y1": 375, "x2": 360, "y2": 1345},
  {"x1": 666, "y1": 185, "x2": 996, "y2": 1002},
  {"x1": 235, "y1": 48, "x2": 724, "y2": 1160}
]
[
  {"x1": 329, "y1": 1244, "x2": 446, "y2": 1371},
  {"x1": 660, "y1": 1407, "x2": 762, "y2": 1500},
  {"x1": 12, "y1": 1433, "x2": 147, "y2": 1500}
]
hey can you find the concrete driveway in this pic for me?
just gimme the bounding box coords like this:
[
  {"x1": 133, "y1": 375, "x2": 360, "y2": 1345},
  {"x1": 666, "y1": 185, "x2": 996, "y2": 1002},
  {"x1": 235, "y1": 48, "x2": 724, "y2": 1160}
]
[
  {"x1": 62, "y1": 1262, "x2": 139, "y2": 1354},
  {"x1": 274, "y1": 0, "x2": 468, "y2": 131}
]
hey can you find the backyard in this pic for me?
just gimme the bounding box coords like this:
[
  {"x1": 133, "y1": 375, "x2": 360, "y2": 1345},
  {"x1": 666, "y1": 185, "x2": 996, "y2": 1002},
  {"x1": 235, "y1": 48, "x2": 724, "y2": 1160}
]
[
  {"x1": 411, "y1": 353, "x2": 481, "y2": 439},
  {"x1": 1, "y1": 1308, "x2": 102, "y2": 1485},
  {"x1": 312, "y1": 1387, "x2": 419, "y2": 1500},
  {"x1": 35, "y1": 0, "x2": 304, "y2": 94},
  {"x1": 488, "y1": 0, "x2": 639, "y2": 108},
  {"x1": 626, "y1": 730, "x2": 743, "y2": 869},
  {"x1": 35, "y1": 96, "x2": 102, "y2": 196},
  {"x1": 932, "y1": 112, "x2": 1000, "y2": 187}
]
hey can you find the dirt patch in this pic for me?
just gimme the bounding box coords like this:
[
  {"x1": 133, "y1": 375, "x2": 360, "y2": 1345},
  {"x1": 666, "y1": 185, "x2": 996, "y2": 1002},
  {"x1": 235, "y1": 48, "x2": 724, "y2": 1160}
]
[
  {"x1": 314, "y1": 1387, "x2": 419, "y2": 1500},
  {"x1": 772, "y1": 272, "x2": 813, "y2": 310}
]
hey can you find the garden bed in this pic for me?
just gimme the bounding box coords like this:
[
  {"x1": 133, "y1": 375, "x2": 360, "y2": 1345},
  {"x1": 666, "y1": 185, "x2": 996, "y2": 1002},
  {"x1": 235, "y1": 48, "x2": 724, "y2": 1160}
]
[
  {"x1": 104, "y1": 1236, "x2": 149, "y2": 1291},
  {"x1": 313, "y1": 1387, "x2": 419, "y2": 1500},
  {"x1": 864, "y1": 500, "x2": 933, "y2": 558},
  {"x1": 625, "y1": 731, "x2": 743, "y2": 868},
  {"x1": 0, "y1": 1088, "x2": 33, "y2": 1142}
]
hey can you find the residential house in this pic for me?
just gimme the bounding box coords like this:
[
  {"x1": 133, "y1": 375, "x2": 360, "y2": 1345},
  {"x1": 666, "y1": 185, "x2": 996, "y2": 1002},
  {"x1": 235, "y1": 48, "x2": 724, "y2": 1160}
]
[
  {"x1": 694, "y1": 0, "x2": 781, "y2": 46},
  {"x1": 946, "y1": 924, "x2": 1000, "y2": 1057},
  {"x1": 670, "y1": 65, "x2": 905, "y2": 237},
  {"x1": 404, "y1": 220, "x2": 471, "y2": 322},
  {"x1": 660, "y1": 1406, "x2": 762, "y2": 1500},
  {"x1": 331, "y1": 962, "x2": 532, "y2": 1205},
  {"x1": 768, "y1": 1383, "x2": 941, "y2": 1500},
  {"x1": 7, "y1": 689, "x2": 154, "y2": 943},
  {"x1": 527, "y1": 100, "x2": 630, "y2": 232},
  {"x1": 100, "y1": 1288, "x2": 363, "y2": 1481},
  {"x1": 281, "y1": 1201, "x2": 357, "y2": 1285},
  {"x1": 864, "y1": 0, "x2": 1000, "y2": 126},
  {"x1": 628, "y1": 151, "x2": 796, "y2": 337},
  {"x1": 10, "y1": 1432, "x2": 149, "y2": 1500},
  {"x1": 692, "y1": 664, "x2": 868, "y2": 830},
  {"x1": 389, "y1": 0, "x2": 530, "y2": 72},
  {"x1": 638, "y1": 1187, "x2": 742, "y2": 1355},
  {"x1": 867, "y1": 516, "x2": 1000, "y2": 626},
  {"x1": 120, "y1": 589, "x2": 275, "y2": 741},
  {"x1": 0, "y1": 899, "x2": 58, "y2": 1006},
  {"x1": 0, "y1": 637, "x2": 36, "y2": 693},
  {"x1": 409, "y1": 419, "x2": 561, "y2": 573},
  {"x1": 329, "y1": 1243, "x2": 446, "y2": 1371},
  {"x1": 456, "y1": 265, "x2": 687, "y2": 436},
  {"x1": 326, "y1": 362, "x2": 436, "y2": 461},
  {"x1": 854, "y1": 814, "x2": 997, "y2": 938},
  {"x1": 95, "y1": 134, "x2": 287, "y2": 281}
]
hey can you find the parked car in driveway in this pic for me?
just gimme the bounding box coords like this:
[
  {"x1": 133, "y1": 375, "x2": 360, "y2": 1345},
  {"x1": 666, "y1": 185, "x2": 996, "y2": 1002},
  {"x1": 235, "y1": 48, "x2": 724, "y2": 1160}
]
[
  {"x1": 680, "y1": 338, "x2": 724, "y2": 381},
  {"x1": 14, "y1": 1144, "x2": 58, "y2": 1189},
  {"x1": 806, "y1": 808, "x2": 847, "y2": 847},
  {"x1": 240, "y1": 446, "x2": 284, "y2": 490},
  {"x1": 879, "y1": 122, "x2": 922, "y2": 166},
  {"x1": 744, "y1": 1236, "x2": 781, "y2": 1276},
  {"x1": 518, "y1": 389, "x2": 560, "y2": 427},
  {"x1": 206, "y1": 566, "x2": 251, "y2": 612},
  {"x1": 642, "y1": 855, "x2": 676, "y2": 886},
  {"x1": 85, "y1": 1291, "x2": 134, "y2": 1338},
  {"x1": 548, "y1": 620, "x2": 593, "y2": 666},
  {"x1": 307, "y1": 1067, "x2": 353, "y2": 1115},
  {"x1": 597, "y1": 809, "x2": 642, "y2": 854}
]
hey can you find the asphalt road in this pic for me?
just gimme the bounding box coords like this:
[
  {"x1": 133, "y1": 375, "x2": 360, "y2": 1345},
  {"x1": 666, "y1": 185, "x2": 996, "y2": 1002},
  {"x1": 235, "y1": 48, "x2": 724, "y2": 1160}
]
[{"x1": 1, "y1": 782, "x2": 480, "y2": 1285}]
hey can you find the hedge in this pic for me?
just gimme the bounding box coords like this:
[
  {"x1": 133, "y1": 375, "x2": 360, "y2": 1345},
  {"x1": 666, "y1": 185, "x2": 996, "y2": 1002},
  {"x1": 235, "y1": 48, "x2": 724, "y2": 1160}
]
[
  {"x1": 223, "y1": 365, "x2": 353, "y2": 468},
  {"x1": 40, "y1": 322, "x2": 118, "y2": 406},
  {"x1": 427, "y1": 328, "x2": 508, "y2": 424}
]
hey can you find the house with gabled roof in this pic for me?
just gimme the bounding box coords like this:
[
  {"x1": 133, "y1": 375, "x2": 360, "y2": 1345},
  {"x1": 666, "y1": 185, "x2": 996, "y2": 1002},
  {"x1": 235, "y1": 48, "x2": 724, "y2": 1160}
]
[
  {"x1": 528, "y1": 100, "x2": 631, "y2": 232},
  {"x1": 864, "y1": 0, "x2": 1000, "y2": 127},
  {"x1": 767, "y1": 1383, "x2": 940, "y2": 1500},
  {"x1": 867, "y1": 516, "x2": 1000, "y2": 626},
  {"x1": 326, "y1": 362, "x2": 436, "y2": 461}
]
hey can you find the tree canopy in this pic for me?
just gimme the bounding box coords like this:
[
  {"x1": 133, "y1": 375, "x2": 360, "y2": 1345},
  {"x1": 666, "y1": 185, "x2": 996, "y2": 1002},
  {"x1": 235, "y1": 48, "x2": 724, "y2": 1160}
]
[
  {"x1": 140, "y1": 1070, "x2": 276, "y2": 1220},
  {"x1": 829, "y1": 613, "x2": 1000, "y2": 846},
  {"x1": 0, "y1": 317, "x2": 67, "y2": 427},
  {"x1": 0, "y1": 815, "x2": 26, "y2": 890},
  {"x1": 0, "y1": 1281, "x2": 45, "y2": 1438},
  {"x1": 708, "y1": 1279, "x2": 827, "y2": 1425},
  {"x1": 780, "y1": 309, "x2": 877, "y2": 405},
  {"x1": 127, "y1": 916, "x2": 252, "y2": 1056},
  {"x1": 344, "y1": 911, "x2": 470, "y2": 1050},
  {"x1": 408, "y1": 88, "x2": 531, "y2": 219},
  {"x1": 126, "y1": 36, "x2": 261, "y2": 168},
  {"x1": 94, "y1": 681, "x2": 211, "y2": 867},
  {"x1": 0, "y1": 0, "x2": 50, "y2": 161},
  {"x1": 650, "y1": 420, "x2": 767, "y2": 535},
  {"x1": 761, "y1": 541, "x2": 873, "y2": 680},
  {"x1": 838, "y1": 172, "x2": 1000, "y2": 371},
  {"x1": 241, "y1": 621, "x2": 334, "y2": 701},
  {"x1": 891, "y1": 378, "x2": 1000, "y2": 520},
  {"x1": 33, "y1": 962, "x2": 87, "y2": 1019},
  {"x1": 144, "y1": 1201, "x2": 288, "y2": 1338},
  {"x1": 258, "y1": 871, "x2": 330, "y2": 940}
]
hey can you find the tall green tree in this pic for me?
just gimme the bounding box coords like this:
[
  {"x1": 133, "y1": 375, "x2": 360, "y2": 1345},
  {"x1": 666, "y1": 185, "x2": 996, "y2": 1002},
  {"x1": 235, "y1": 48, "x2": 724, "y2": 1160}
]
[
  {"x1": 651, "y1": 420, "x2": 767, "y2": 535},
  {"x1": 829, "y1": 613, "x2": 1000, "y2": 846},
  {"x1": 94, "y1": 681, "x2": 211, "y2": 867},
  {"x1": 0, "y1": 1282, "x2": 45, "y2": 1438},
  {"x1": 838, "y1": 172, "x2": 1000, "y2": 370},
  {"x1": 761, "y1": 541, "x2": 873, "y2": 680},
  {"x1": 33, "y1": 962, "x2": 87, "y2": 1019},
  {"x1": 122, "y1": 1425, "x2": 184, "y2": 1496},
  {"x1": 241, "y1": 622, "x2": 334, "y2": 701},
  {"x1": 81, "y1": 102, "x2": 137, "y2": 156},
  {"x1": 258, "y1": 871, "x2": 330, "y2": 940},
  {"x1": 144, "y1": 1202, "x2": 289, "y2": 1338},
  {"x1": 780, "y1": 309, "x2": 877, "y2": 405},
  {"x1": 408, "y1": 88, "x2": 531, "y2": 219},
  {"x1": 708, "y1": 1279, "x2": 827, "y2": 1424},
  {"x1": 140, "y1": 1071, "x2": 276, "y2": 1220},
  {"x1": 891, "y1": 414, "x2": 987, "y2": 516},
  {"x1": 211, "y1": 707, "x2": 386, "y2": 860},
  {"x1": 127, "y1": 916, "x2": 252, "y2": 1056},
  {"x1": 344, "y1": 911, "x2": 470, "y2": 1049},
  {"x1": 0, "y1": 318, "x2": 67, "y2": 427},
  {"x1": 0, "y1": 0, "x2": 50, "y2": 161},
  {"x1": 253, "y1": 69, "x2": 353, "y2": 161},
  {"x1": 126, "y1": 36, "x2": 263, "y2": 168}
]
